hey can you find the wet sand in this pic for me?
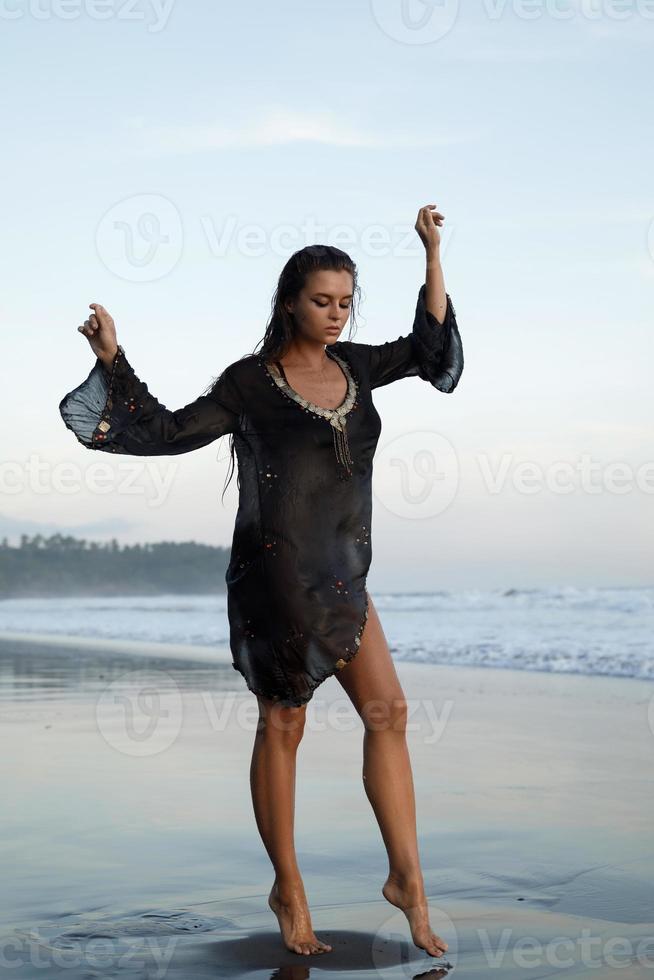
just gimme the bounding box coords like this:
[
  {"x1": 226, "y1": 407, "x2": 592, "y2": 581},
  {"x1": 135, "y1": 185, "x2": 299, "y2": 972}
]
[{"x1": 1, "y1": 632, "x2": 653, "y2": 978}]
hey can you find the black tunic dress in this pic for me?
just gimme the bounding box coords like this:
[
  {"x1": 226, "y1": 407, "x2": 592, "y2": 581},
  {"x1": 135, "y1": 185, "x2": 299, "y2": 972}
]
[{"x1": 59, "y1": 283, "x2": 463, "y2": 706}]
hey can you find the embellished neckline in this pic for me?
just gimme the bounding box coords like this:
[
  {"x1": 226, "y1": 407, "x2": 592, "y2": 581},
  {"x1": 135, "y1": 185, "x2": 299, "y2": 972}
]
[
  {"x1": 260, "y1": 348, "x2": 358, "y2": 478},
  {"x1": 261, "y1": 348, "x2": 358, "y2": 422}
]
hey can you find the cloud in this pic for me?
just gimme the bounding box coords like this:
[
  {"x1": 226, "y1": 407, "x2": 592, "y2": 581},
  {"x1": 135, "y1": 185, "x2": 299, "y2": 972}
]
[{"x1": 124, "y1": 105, "x2": 483, "y2": 155}]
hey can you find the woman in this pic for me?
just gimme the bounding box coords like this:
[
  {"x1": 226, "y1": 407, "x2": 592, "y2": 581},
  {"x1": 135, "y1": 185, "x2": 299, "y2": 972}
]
[{"x1": 59, "y1": 204, "x2": 464, "y2": 958}]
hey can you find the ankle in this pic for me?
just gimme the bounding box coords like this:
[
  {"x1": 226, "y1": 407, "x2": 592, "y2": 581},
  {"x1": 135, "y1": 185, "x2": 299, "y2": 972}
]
[
  {"x1": 273, "y1": 874, "x2": 306, "y2": 901},
  {"x1": 386, "y1": 868, "x2": 424, "y2": 890}
]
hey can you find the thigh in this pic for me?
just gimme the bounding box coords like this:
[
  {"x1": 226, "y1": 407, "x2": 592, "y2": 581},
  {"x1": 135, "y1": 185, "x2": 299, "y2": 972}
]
[{"x1": 334, "y1": 591, "x2": 405, "y2": 716}]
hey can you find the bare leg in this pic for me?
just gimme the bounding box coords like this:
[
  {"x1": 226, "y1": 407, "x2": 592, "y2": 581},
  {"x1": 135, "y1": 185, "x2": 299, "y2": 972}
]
[
  {"x1": 251, "y1": 695, "x2": 332, "y2": 955},
  {"x1": 334, "y1": 594, "x2": 449, "y2": 958}
]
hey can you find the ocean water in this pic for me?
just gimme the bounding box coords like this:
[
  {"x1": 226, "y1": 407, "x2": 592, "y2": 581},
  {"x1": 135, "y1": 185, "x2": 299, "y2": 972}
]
[{"x1": 1, "y1": 585, "x2": 652, "y2": 681}]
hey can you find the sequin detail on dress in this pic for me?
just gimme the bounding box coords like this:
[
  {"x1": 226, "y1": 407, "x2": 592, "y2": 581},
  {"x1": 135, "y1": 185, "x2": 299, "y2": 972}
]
[{"x1": 92, "y1": 344, "x2": 134, "y2": 449}]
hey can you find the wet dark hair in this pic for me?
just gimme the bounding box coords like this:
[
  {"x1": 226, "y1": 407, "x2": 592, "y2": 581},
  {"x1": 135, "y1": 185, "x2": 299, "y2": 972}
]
[
  {"x1": 206, "y1": 245, "x2": 362, "y2": 503},
  {"x1": 253, "y1": 243, "x2": 362, "y2": 361}
]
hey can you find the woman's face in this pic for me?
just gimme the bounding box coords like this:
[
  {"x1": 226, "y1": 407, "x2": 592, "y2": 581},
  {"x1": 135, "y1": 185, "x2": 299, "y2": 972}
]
[{"x1": 285, "y1": 268, "x2": 353, "y2": 345}]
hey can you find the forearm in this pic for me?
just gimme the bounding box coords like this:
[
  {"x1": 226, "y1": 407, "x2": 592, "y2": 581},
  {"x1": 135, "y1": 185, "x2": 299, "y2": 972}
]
[{"x1": 424, "y1": 247, "x2": 447, "y2": 325}]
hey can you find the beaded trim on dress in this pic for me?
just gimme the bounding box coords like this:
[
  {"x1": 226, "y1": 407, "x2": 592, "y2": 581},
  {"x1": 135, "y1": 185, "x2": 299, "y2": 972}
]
[{"x1": 261, "y1": 351, "x2": 358, "y2": 479}]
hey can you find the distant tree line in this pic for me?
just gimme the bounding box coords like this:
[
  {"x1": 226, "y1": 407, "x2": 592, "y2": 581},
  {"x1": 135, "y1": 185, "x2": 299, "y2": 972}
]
[{"x1": 0, "y1": 534, "x2": 230, "y2": 597}]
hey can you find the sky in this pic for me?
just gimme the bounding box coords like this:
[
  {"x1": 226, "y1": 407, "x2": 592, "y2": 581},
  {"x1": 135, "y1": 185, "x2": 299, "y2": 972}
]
[{"x1": 1, "y1": 0, "x2": 652, "y2": 591}]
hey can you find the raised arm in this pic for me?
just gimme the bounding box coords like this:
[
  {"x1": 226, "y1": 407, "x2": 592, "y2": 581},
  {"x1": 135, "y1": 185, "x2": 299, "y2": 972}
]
[
  {"x1": 59, "y1": 303, "x2": 241, "y2": 455},
  {"x1": 341, "y1": 205, "x2": 464, "y2": 391}
]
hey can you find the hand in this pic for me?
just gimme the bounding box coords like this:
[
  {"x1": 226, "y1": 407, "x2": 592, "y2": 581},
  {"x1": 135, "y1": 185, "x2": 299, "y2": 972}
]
[
  {"x1": 415, "y1": 203, "x2": 444, "y2": 253},
  {"x1": 78, "y1": 303, "x2": 119, "y2": 364}
]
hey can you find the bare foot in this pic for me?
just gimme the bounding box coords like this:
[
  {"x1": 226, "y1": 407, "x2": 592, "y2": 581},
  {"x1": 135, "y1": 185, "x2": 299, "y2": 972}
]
[
  {"x1": 382, "y1": 873, "x2": 449, "y2": 958},
  {"x1": 268, "y1": 879, "x2": 333, "y2": 955}
]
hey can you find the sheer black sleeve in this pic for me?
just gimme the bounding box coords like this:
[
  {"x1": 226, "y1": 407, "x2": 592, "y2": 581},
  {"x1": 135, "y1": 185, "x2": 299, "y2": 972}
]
[
  {"x1": 343, "y1": 284, "x2": 464, "y2": 392},
  {"x1": 59, "y1": 345, "x2": 242, "y2": 455}
]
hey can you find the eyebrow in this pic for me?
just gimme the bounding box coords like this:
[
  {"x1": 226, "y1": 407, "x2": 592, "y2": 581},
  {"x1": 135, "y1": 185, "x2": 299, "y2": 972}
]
[{"x1": 312, "y1": 292, "x2": 353, "y2": 299}]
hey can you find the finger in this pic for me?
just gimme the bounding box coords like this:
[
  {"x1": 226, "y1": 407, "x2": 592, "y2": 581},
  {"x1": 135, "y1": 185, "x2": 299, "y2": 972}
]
[
  {"x1": 89, "y1": 302, "x2": 113, "y2": 329},
  {"x1": 90, "y1": 303, "x2": 107, "y2": 321}
]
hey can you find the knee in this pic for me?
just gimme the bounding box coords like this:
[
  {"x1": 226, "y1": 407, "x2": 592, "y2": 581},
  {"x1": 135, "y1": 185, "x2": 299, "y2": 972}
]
[
  {"x1": 361, "y1": 697, "x2": 408, "y2": 733},
  {"x1": 256, "y1": 699, "x2": 307, "y2": 744}
]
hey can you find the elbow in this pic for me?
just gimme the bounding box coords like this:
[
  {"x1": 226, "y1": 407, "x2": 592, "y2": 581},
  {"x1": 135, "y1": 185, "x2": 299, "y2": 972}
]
[
  {"x1": 423, "y1": 346, "x2": 464, "y2": 393},
  {"x1": 430, "y1": 326, "x2": 464, "y2": 393},
  {"x1": 430, "y1": 370, "x2": 460, "y2": 394}
]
